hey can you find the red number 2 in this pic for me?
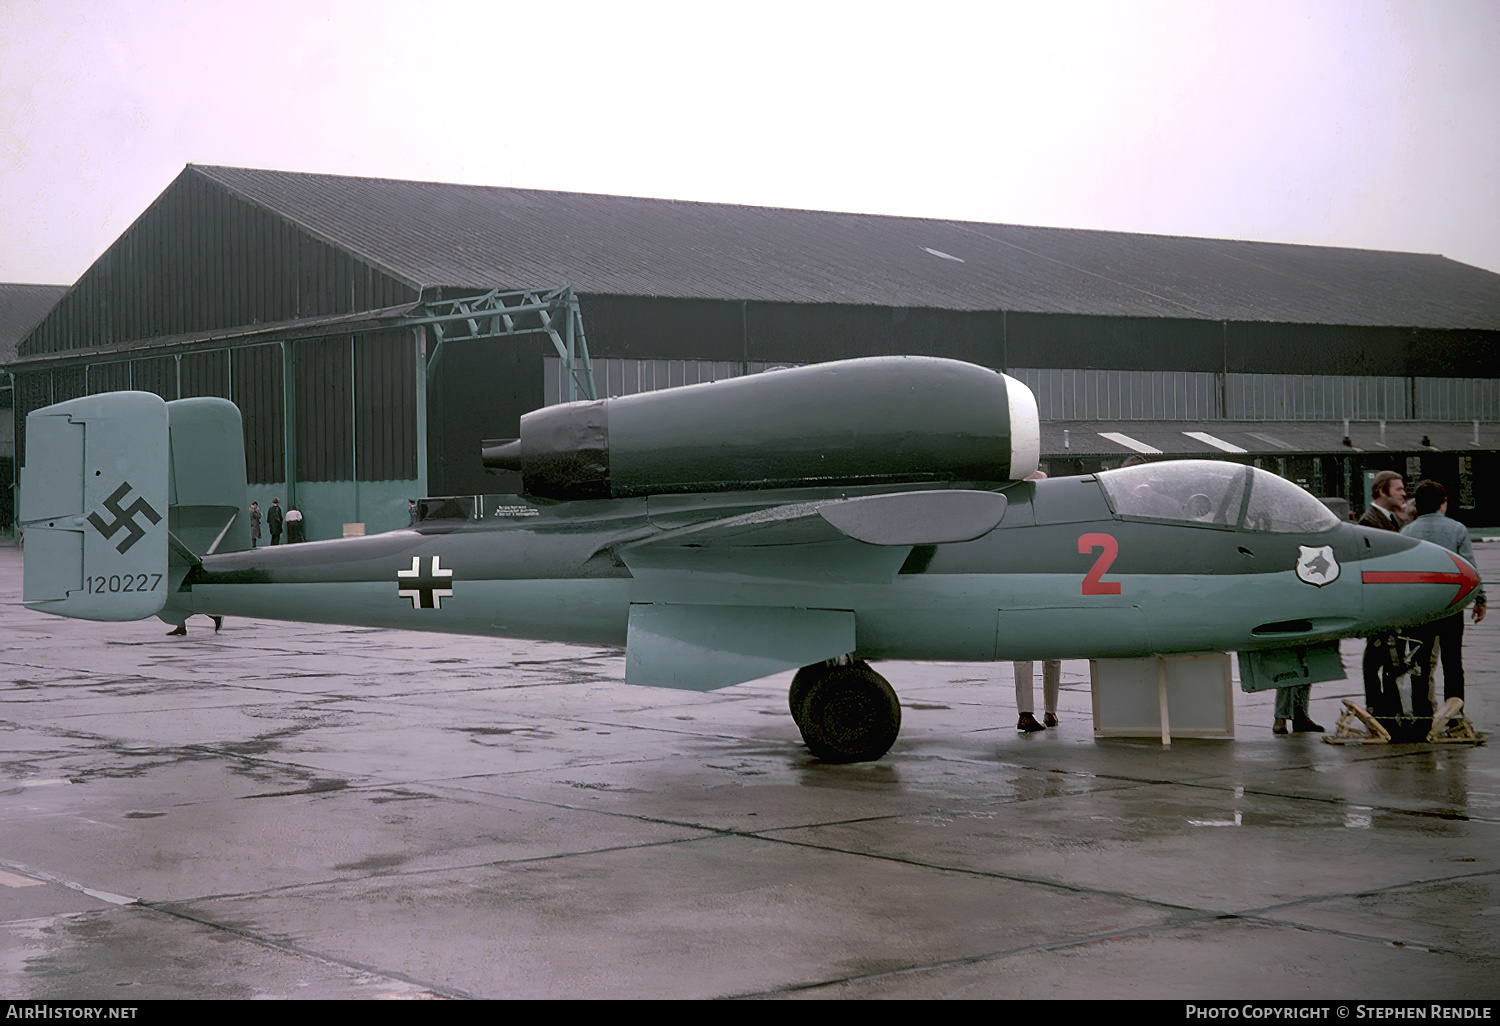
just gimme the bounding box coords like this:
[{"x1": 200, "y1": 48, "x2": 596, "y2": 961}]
[{"x1": 1078, "y1": 533, "x2": 1122, "y2": 595}]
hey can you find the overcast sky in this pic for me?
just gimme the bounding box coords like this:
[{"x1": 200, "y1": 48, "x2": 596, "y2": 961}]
[{"x1": 3, "y1": 0, "x2": 1497, "y2": 285}]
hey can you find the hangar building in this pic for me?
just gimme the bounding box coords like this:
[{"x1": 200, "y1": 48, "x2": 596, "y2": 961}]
[
  {"x1": 7, "y1": 165, "x2": 1499, "y2": 539},
  {"x1": 2, "y1": 281, "x2": 70, "y2": 532}
]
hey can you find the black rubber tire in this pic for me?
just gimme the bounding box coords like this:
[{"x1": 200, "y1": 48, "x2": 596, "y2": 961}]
[
  {"x1": 796, "y1": 662, "x2": 901, "y2": 763},
  {"x1": 788, "y1": 664, "x2": 822, "y2": 728}
]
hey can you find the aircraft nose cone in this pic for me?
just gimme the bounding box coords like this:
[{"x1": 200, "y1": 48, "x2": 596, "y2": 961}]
[{"x1": 1360, "y1": 538, "x2": 1481, "y2": 631}]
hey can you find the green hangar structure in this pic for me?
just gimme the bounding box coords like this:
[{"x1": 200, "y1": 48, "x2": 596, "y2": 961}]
[{"x1": 6, "y1": 164, "x2": 1499, "y2": 539}]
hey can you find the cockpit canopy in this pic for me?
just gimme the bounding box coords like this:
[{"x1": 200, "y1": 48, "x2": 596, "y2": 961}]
[{"x1": 1097, "y1": 460, "x2": 1341, "y2": 534}]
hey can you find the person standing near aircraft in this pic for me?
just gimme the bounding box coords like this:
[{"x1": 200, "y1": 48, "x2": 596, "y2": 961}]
[
  {"x1": 1013, "y1": 468, "x2": 1062, "y2": 732},
  {"x1": 166, "y1": 614, "x2": 222, "y2": 636},
  {"x1": 284, "y1": 506, "x2": 303, "y2": 543},
  {"x1": 1014, "y1": 660, "x2": 1061, "y2": 732},
  {"x1": 248, "y1": 500, "x2": 261, "y2": 548},
  {"x1": 1271, "y1": 683, "x2": 1323, "y2": 734},
  {"x1": 1360, "y1": 471, "x2": 1407, "y2": 531},
  {"x1": 1401, "y1": 481, "x2": 1487, "y2": 717},
  {"x1": 268, "y1": 498, "x2": 284, "y2": 545},
  {"x1": 1358, "y1": 471, "x2": 1408, "y2": 716}
]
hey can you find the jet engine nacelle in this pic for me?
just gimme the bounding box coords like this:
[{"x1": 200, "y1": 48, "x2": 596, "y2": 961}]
[{"x1": 483, "y1": 356, "x2": 1042, "y2": 500}]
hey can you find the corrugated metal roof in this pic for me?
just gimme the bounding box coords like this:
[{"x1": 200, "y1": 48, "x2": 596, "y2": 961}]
[
  {"x1": 195, "y1": 165, "x2": 1500, "y2": 330},
  {"x1": 1043, "y1": 420, "x2": 1500, "y2": 457},
  {"x1": 0, "y1": 283, "x2": 68, "y2": 362}
]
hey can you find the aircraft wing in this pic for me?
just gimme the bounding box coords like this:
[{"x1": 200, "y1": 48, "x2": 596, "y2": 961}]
[
  {"x1": 618, "y1": 488, "x2": 1007, "y2": 583},
  {"x1": 614, "y1": 489, "x2": 1005, "y2": 690}
]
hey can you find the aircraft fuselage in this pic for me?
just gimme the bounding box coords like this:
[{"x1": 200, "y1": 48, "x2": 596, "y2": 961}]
[{"x1": 173, "y1": 474, "x2": 1475, "y2": 669}]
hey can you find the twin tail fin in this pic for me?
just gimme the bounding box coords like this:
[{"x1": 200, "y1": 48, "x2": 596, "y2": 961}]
[{"x1": 20, "y1": 392, "x2": 248, "y2": 622}]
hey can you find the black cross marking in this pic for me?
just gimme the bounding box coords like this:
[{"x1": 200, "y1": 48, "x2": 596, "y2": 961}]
[
  {"x1": 397, "y1": 556, "x2": 454, "y2": 609},
  {"x1": 86, "y1": 482, "x2": 162, "y2": 554}
]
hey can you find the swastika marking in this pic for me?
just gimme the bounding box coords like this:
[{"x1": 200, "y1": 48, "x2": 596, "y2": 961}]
[{"x1": 86, "y1": 482, "x2": 162, "y2": 554}]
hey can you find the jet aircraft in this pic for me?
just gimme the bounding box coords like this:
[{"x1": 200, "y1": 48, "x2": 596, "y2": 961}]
[{"x1": 19, "y1": 357, "x2": 1481, "y2": 761}]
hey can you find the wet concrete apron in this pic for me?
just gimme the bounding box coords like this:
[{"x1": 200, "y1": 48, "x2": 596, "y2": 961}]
[{"x1": 1, "y1": 544, "x2": 1497, "y2": 999}]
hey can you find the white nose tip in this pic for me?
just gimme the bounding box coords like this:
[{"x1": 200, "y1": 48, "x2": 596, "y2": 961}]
[{"x1": 1003, "y1": 373, "x2": 1040, "y2": 480}]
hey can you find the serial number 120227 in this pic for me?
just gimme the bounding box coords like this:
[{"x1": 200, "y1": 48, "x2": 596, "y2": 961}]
[{"x1": 87, "y1": 574, "x2": 163, "y2": 594}]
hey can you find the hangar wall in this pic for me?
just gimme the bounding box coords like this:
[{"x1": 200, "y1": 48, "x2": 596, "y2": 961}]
[
  {"x1": 12, "y1": 328, "x2": 424, "y2": 539},
  {"x1": 575, "y1": 294, "x2": 1499, "y2": 380}
]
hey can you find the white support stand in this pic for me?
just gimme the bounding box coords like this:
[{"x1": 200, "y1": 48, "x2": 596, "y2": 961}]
[
  {"x1": 1091, "y1": 652, "x2": 1235, "y2": 743},
  {"x1": 1157, "y1": 657, "x2": 1171, "y2": 746}
]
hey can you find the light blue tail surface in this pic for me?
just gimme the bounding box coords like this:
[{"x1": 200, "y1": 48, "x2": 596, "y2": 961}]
[
  {"x1": 21, "y1": 392, "x2": 170, "y2": 620},
  {"x1": 166, "y1": 397, "x2": 250, "y2": 558},
  {"x1": 20, "y1": 392, "x2": 248, "y2": 622}
]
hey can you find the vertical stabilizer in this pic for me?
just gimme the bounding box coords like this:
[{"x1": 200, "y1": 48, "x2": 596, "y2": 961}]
[
  {"x1": 21, "y1": 392, "x2": 170, "y2": 621},
  {"x1": 167, "y1": 398, "x2": 250, "y2": 555}
]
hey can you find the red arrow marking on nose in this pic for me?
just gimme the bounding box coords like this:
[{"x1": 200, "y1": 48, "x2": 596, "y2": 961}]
[{"x1": 1362, "y1": 553, "x2": 1480, "y2": 607}]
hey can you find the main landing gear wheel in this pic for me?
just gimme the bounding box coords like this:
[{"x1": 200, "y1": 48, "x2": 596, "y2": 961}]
[{"x1": 789, "y1": 660, "x2": 901, "y2": 763}]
